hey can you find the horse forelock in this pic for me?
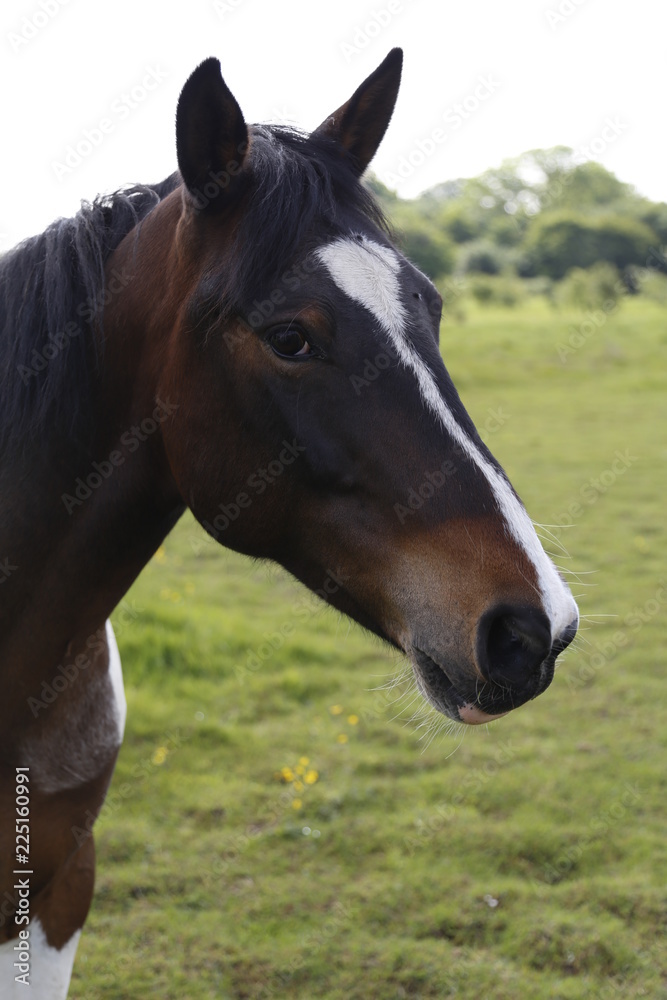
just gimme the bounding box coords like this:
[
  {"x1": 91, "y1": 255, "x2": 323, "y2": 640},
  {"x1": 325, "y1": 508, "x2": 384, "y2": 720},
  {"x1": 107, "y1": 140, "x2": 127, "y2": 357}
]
[{"x1": 209, "y1": 124, "x2": 391, "y2": 315}]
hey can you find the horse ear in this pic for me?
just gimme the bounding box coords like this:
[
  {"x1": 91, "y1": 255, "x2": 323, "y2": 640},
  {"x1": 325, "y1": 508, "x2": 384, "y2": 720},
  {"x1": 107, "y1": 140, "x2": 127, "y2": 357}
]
[
  {"x1": 314, "y1": 48, "x2": 403, "y2": 176},
  {"x1": 176, "y1": 57, "x2": 249, "y2": 212}
]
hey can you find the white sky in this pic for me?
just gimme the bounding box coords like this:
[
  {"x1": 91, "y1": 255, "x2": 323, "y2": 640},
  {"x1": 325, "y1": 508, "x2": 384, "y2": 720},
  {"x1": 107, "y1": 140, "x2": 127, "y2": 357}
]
[{"x1": 1, "y1": 0, "x2": 666, "y2": 249}]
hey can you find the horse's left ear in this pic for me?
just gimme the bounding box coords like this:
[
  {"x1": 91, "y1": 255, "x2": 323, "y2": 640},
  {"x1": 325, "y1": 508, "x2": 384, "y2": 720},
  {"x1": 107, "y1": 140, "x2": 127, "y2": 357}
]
[
  {"x1": 176, "y1": 57, "x2": 249, "y2": 212},
  {"x1": 314, "y1": 48, "x2": 403, "y2": 176}
]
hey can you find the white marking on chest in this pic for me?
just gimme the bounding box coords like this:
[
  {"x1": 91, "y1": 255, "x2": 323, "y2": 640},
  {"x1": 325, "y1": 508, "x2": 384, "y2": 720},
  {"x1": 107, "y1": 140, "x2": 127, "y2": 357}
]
[
  {"x1": 0, "y1": 919, "x2": 80, "y2": 999},
  {"x1": 106, "y1": 620, "x2": 126, "y2": 741},
  {"x1": 315, "y1": 235, "x2": 576, "y2": 635},
  {"x1": 19, "y1": 621, "x2": 126, "y2": 794}
]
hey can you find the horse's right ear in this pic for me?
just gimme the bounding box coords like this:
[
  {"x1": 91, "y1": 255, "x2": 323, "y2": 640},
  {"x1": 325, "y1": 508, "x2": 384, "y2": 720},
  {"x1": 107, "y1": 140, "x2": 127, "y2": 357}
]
[{"x1": 176, "y1": 58, "x2": 249, "y2": 212}]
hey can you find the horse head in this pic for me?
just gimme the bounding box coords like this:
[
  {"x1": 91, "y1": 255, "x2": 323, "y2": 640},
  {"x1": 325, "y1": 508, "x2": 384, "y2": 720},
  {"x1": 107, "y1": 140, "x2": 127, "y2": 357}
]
[{"x1": 120, "y1": 50, "x2": 578, "y2": 724}]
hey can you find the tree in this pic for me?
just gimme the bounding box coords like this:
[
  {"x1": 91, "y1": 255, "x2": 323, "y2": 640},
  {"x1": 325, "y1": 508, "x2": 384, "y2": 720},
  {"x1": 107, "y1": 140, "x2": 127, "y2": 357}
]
[
  {"x1": 435, "y1": 202, "x2": 481, "y2": 244},
  {"x1": 394, "y1": 217, "x2": 455, "y2": 278},
  {"x1": 457, "y1": 239, "x2": 507, "y2": 276},
  {"x1": 369, "y1": 149, "x2": 663, "y2": 290},
  {"x1": 389, "y1": 202, "x2": 455, "y2": 278},
  {"x1": 540, "y1": 160, "x2": 636, "y2": 213},
  {"x1": 634, "y1": 201, "x2": 667, "y2": 258},
  {"x1": 523, "y1": 211, "x2": 656, "y2": 280}
]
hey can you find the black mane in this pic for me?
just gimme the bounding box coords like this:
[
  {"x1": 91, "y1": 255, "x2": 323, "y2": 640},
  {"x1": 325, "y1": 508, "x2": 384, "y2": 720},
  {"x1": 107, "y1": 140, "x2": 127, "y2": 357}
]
[
  {"x1": 0, "y1": 126, "x2": 389, "y2": 454},
  {"x1": 0, "y1": 175, "x2": 179, "y2": 453}
]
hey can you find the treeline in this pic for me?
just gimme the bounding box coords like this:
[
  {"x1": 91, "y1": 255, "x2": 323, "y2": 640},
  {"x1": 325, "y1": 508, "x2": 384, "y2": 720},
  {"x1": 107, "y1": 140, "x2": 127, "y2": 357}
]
[{"x1": 369, "y1": 147, "x2": 667, "y2": 310}]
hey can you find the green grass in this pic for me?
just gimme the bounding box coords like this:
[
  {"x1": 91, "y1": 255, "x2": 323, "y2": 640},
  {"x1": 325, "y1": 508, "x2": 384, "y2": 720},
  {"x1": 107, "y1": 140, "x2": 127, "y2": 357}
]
[{"x1": 71, "y1": 298, "x2": 666, "y2": 999}]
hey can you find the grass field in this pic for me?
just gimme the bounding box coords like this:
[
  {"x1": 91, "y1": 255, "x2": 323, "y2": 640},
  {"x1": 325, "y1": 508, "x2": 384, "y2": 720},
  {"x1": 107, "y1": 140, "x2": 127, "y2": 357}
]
[{"x1": 70, "y1": 297, "x2": 666, "y2": 999}]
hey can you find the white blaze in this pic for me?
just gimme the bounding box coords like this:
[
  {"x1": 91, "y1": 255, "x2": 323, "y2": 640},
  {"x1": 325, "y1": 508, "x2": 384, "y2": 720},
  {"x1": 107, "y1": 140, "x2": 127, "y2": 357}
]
[{"x1": 315, "y1": 234, "x2": 577, "y2": 637}]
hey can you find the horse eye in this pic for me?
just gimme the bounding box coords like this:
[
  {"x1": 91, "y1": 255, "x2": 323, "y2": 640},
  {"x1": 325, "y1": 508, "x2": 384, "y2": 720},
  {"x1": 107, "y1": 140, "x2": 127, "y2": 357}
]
[{"x1": 267, "y1": 325, "x2": 312, "y2": 359}]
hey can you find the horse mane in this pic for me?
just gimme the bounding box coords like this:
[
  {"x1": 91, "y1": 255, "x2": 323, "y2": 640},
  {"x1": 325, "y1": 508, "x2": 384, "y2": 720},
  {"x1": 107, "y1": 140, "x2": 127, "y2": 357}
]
[
  {"x1": 0, "y1": 126, "x2": 389, "y2": 455},
  {"x1": 0, "y1": 174, "x2": 179, "y2": 454}
]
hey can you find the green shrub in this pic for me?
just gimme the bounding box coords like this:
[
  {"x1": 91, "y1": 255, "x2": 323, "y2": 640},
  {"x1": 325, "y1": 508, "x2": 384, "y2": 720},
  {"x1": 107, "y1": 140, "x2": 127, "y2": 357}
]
[
  {"x1": 467, "y1": 273, "x2": 525, "y2": 307},
  {"x1": 556, "y1": 262, "x2": 623, "y2": 311}
]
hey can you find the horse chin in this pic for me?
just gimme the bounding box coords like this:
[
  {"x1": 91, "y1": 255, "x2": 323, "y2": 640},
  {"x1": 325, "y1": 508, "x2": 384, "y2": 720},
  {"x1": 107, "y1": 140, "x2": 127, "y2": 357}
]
[
  {"x1": 456, "y1": 702, "x2": 509, "y2": 725},
  {"x1": 410, "y1": 647, "x2": 510, "y2": 726}
]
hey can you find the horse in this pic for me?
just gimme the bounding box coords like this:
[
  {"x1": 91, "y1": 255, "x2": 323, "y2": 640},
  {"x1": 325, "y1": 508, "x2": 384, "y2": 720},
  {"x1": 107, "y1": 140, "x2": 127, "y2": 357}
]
[{"x1": 0, "y1": 49, "x2": 578, "y2": 997}]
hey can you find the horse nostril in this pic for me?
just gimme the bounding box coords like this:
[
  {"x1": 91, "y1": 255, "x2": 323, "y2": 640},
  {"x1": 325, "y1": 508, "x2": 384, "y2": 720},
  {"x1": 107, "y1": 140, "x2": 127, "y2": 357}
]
[
  {"x1": 478, "y1": 605, "x2": 552, "y2": 688},
  {"x1": 553, "y1": 618, "x2": 579, "y2": 655}
]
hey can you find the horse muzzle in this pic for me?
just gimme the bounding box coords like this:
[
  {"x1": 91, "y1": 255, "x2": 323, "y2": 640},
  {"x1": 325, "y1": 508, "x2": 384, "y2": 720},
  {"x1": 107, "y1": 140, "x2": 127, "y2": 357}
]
[{"x1": 411, "y1": 606, "x2": 579, "y2": 724}]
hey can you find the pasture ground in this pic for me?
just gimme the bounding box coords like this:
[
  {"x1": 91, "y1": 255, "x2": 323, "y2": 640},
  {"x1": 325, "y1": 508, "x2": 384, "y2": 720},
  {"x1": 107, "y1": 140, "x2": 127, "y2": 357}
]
[{"x1": 71, "y1": 298, "x2": 666, "y2": 999}]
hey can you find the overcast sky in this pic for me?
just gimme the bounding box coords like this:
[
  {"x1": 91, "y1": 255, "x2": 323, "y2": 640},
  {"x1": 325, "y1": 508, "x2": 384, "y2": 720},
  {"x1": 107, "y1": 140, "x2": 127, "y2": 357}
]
[{"x1": 1, "y1": 0, "x2": 666, "y2": 249}]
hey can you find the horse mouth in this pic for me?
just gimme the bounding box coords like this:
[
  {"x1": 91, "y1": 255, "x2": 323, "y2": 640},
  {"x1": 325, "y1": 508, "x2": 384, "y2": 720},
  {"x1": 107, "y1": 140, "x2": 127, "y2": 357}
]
[
  {"x1": 409, "y1": 646, "x2": 551, "y2": 726},
  {"x1": 410, "y1": 647, "x2": 485, "y2": 724}
]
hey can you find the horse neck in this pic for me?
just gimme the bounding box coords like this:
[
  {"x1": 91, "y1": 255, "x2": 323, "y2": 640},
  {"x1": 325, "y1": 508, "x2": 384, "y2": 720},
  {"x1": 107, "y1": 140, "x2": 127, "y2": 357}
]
[{"x1": 0, "y1": 194, "x2": 188, "y2": 669}]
